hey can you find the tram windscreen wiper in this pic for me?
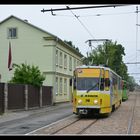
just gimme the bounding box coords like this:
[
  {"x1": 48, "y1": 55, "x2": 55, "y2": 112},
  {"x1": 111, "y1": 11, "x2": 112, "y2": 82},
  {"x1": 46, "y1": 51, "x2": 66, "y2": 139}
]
[{"x1": 86, "y1": 83, "x2": 99, "y2": 93}]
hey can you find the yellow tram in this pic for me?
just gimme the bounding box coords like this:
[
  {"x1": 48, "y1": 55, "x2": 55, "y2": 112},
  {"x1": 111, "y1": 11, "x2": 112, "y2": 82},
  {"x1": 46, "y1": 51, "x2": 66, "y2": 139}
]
[{"x1": 71, "y1": 65, "x2": 122, "y2": 116}]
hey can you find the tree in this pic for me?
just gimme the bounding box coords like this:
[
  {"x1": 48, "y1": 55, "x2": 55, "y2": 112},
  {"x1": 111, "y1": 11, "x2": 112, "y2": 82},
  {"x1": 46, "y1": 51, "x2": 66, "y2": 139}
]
[
  {"x1": 127, "y1": 76, "x2": 137, "y2": 91},
  {"x1": 64, "y1": 40, "x2": 80, "y2": 53},
  {"x1": 9, "y1": 63, "x2": 45, "y2": 87},
  {"x1": 83, "y1": 40, "x2": 129, "y2": 81}
]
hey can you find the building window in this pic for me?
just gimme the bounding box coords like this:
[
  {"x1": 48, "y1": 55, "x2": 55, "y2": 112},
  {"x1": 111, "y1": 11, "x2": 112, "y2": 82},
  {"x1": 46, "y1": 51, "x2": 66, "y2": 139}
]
[
  {"x1": 8, "y1": 28, "x2": 17, "y2": 38},
  {"x1": 77, "y1": 60, "x2": 80, "y2": 67},
  {"x1": 64, "y1": 54, "x2": 67, "y2": 69},
  {"x1": 59, "y1": 52, "x2": 63, "y2": 67},
  {"x1": 56, "y1": 50, "x2": 58, "y2": 66},
  {"x1": 69, "y1": 56, "x2": 72, "y2": 71},
  {"x1": 64, "y1": 78, "x2": 67, "y2": 94},
  {"x1": 56, "y1": 77, "x2": 58, "y2": 95},
  {"x1": 59, "y1": 78, "x2": 63, "y2": 94},
  {"x1": 80, "y1": 61, "x2": 82, "y2": 66},
  {"x1": 74, "y1": 58, "x2": 76, "y2": 69}
]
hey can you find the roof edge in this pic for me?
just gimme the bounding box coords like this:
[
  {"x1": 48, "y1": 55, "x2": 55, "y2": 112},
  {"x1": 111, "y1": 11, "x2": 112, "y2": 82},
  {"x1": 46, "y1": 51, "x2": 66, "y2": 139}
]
[{"x1": 0, "y1": 15, "x2": 84, "y2": 58}]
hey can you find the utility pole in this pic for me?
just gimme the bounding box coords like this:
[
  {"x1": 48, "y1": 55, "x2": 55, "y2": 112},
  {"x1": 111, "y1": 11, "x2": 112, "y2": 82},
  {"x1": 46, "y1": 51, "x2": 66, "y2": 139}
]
[
  {"x1": 136, "y1": 23, "x2": 140, "y2": 51},
  {"x1": 136, "y1": 23, "x2": 140, "y2": 52},
  {"x1": 136, "y1": 6, "x2": 138, "y2": 67}
]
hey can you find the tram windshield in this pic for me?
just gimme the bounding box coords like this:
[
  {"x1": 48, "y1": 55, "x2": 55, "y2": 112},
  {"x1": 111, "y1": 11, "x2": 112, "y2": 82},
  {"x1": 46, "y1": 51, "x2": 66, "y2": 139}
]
[{"x1": 77, "y1": 78, "x2": 99, "y2": 91}]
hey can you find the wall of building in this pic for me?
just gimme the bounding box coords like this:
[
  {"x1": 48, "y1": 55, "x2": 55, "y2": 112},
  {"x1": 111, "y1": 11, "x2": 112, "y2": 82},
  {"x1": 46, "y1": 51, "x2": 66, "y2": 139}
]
[
  {"x1": 0, "y1": 16, "x2": 83, "y2": 103},
  {"x1": 0, "y1": 17, "x2": 54, "y2": 83},
  {"x1": 53, "y1": 42, "x2": 82, "y2": 102}
]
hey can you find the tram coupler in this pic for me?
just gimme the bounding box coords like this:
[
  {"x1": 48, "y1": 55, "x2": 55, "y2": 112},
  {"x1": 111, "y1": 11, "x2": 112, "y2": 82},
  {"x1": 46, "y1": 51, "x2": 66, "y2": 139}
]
[{"x1": 79, "y1": 109, "x2": 88, "y2": 115}]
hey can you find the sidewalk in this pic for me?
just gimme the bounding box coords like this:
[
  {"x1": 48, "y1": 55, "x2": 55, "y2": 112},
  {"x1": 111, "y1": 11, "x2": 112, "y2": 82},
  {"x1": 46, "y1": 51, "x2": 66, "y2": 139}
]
[{"x1": 0, "y1": 102, "x2": 72, "y2": 124}]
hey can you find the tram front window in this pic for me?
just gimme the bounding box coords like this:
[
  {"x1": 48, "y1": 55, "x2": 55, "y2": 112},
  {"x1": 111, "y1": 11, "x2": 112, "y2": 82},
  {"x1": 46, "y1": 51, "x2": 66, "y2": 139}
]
[{"x1": 77, "y1": 78, "x2": 99, "y2": 91}]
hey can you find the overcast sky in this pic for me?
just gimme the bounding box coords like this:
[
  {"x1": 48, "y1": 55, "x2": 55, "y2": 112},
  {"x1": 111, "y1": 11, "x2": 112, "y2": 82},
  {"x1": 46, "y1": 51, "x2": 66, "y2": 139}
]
[{"x1": 0, "y1": 4, "x2": 140, "y2": 84}]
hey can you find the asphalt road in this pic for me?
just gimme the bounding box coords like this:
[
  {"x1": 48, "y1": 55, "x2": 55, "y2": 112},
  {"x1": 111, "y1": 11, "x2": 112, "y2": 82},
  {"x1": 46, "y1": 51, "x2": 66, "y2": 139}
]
[{"x1": 0, "y1": 103, "x2": 72, "y2": 135}]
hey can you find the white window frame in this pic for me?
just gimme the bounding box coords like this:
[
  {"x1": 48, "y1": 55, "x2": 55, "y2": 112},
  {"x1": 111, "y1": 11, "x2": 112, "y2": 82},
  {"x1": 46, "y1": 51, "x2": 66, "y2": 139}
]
[
  {"x1": 74, "y1": 58, "x2": 76, "y2": 69},
  {"x1": 56, "y1": 50, "x2": 58, "y2": 66},
  {"x1": 64, "y1": 78, "x2": 67, "y2": 94},
  {"x1": 7, "y1": 27, "x2": 17, "y2": 39},
  {"x1": 55, "y1": 77, "x2": 58, "y2": 95},
  {"x1": 64, "y1": 54, "x2": 67, "y2": 69},
  {"x1": 69, "y1": 56, "x2": 72, "y2": 71},
  {"x1": 59, "y1": 78, "x2": 63, "y2": 94},
  {"x1": 59, "y1": 52, "x2": 63, "y2": 68}
]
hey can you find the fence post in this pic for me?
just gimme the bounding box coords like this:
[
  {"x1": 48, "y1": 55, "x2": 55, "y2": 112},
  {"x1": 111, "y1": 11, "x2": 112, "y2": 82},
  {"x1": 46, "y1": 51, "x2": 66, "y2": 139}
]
[
  {"x1": 51, "y1": 87, "x2": 53, "y2": 105},
  {"x1": 24, "y1": 85, "x2": 28, "y2": 110},
  {"x1": 4, "y1": 83, "x2": 8, "y2": 113},
  {"x1": 40, "y1": 86, "x2": 42, "y2": 107}
]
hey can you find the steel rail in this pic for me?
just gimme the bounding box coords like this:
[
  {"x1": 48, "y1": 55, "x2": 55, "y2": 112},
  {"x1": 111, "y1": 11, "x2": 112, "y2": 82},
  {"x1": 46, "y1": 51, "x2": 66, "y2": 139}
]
[
  {"x1": 77, "y1": 119, "x2": 98, "y2": 134},
  {"x1": 51, "y1": 118, "x2": 81, "y2": 134}
]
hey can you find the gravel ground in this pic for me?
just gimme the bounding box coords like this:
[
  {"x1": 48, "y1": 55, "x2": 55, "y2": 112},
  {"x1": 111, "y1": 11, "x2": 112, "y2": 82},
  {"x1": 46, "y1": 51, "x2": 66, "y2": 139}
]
[
  {"x1": 30, "y1": 115, "x2": 79, "y2": 135},
  {"x1": 83, "y1": 92, "x2": 137, "y2": 135},
  {"x1": 83, "y1": 105, "x2": 130, "y2": 134},
  {"x1": 55, "y1": 119, "x2": 97, "y2": 135},
  {"x1": 131, "y1": 92, "x2": 140, "y2": 135},
  {"x1": 30, "y1": 91, "x2": 140, "y2": 135}
]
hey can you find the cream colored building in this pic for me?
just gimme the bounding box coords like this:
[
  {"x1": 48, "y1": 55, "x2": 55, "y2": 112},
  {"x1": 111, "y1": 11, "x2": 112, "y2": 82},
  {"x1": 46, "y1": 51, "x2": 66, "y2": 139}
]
[{"x1": 0, "y1": 15, "x2": 83, "y2": 103}]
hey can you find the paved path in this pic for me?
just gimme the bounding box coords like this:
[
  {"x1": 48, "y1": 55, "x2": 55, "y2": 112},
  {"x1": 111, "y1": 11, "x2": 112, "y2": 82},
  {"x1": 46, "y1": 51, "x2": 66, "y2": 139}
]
[{"x1": 0, "y1": 102, "x2": 72, "y2": 135}]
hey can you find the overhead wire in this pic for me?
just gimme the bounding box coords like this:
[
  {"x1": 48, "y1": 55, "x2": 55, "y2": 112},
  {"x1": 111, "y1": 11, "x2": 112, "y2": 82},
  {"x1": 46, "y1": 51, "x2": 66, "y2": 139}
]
[
  {"x1": 49, "y1": 7, "x2": 137, "y2": 51},
  {"x1": 79, "y1": 11, "x2": 135, "y2": 17},
  {"x1": 41, "y1": 4, "x2": 129, "y2": 13},
  {"x1": 47, "y1": 5, "x2": 139, "y2": 66},
  {"x1": 49, "y1": 11, "x2": 135, "y2": 18},
  {"x1": 65, "y1": 6, "x2": 99, "y2": 48}
]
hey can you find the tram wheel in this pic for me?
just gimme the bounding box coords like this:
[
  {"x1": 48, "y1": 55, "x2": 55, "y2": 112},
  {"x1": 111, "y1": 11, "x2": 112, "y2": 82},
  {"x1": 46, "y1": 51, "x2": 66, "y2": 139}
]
[{"x1": 112, "y1": 105, "x2": 115, "y2": 112}]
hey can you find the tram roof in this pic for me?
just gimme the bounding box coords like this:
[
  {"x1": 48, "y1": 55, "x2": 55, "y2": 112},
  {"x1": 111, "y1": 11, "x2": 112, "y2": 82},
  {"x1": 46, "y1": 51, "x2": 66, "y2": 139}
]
[
  {"x1": 76, "y1": 65, "x2": 122, "y2": 79},
  {"x1": 76, "y1": 65, "x2": 106, "y2": 69}
]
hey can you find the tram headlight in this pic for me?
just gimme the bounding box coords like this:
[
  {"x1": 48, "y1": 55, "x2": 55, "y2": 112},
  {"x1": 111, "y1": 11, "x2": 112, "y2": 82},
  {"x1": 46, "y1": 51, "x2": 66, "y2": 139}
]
[
  {"x1": 93, "y1": 99, "x2": 98, "y2": 104},
  {"x1": 78, "y1": 99, "x2": 82, "y2": 105}
]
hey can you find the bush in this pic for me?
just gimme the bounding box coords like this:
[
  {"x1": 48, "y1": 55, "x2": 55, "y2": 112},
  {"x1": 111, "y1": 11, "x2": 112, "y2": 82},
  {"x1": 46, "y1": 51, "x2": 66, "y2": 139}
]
[{"x1": 9, "y1": 63, "x2": 45, "y2": 87}]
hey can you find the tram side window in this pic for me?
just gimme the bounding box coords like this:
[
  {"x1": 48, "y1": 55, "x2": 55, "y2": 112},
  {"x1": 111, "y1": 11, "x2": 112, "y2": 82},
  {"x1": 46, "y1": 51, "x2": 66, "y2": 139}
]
[
  {"x1": 74, "y1": 78, "x2": 76, "y2": 89},
  {"x1": 118, "y1": 78, "x2": 121, "y2": 90},
  {"x1": 69, "y1": 78, "x2": 76, "y2": 89},
  {"x1": 100, "y1": 78, "x2": 104, "y2": 91},
  {"x1": 105, "y1": 78, "x2": 110, "y2": 91},
  {"x1": 113, "y1": 77, "x2": 117, "y2": 90},
  {"x1": 70, "y1": 78, "x2": 72, "y2": 86}
]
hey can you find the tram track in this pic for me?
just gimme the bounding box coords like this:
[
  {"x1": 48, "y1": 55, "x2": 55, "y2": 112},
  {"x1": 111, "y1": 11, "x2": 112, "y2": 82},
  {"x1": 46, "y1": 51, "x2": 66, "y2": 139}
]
[
  {"x1": 25, "y1": 92, "x2": 140, "y2": 135},
  {"x1": 51, "y1": 118, "x2": 81, "y2": 134},
  {"x1": 77, "y1": 119, "x2": 98, "y2": 134},
  {"x1": 127, "y1": 93, "x2": 137, "y2": 134},
  {"x1": 26, "y1": 114, "x2": 98, "y2": 135},
  {"x1": 52, "y1": 118, "x2": 98, "y2": 135}
]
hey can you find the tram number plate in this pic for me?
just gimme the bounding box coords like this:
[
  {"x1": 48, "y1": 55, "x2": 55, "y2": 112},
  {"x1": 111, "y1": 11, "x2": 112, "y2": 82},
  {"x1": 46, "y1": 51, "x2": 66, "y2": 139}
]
[{"x1": 86, "y1": 99, "x2": 90, "y2": 102}]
